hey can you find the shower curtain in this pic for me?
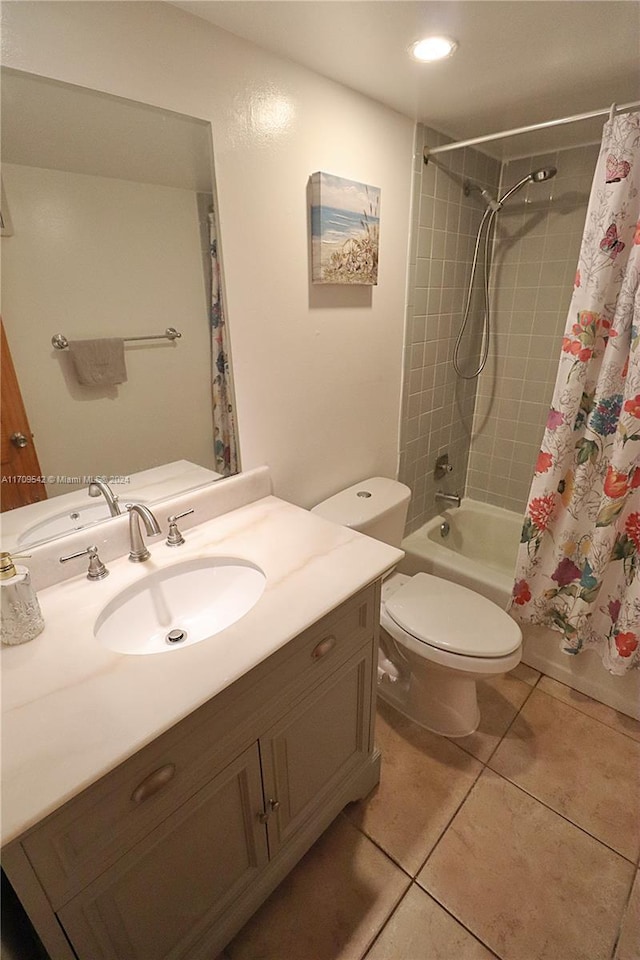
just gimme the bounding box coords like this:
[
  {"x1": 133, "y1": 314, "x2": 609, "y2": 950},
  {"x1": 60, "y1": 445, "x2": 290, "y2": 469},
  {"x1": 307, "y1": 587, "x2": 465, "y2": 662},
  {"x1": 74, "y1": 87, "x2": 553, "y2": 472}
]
[
  {"x1": 209, "y1": 209, "x2": 238, "y2": 476},
  {"x1": 511, "y1": 111, "x2": 640, "y2": 675}
]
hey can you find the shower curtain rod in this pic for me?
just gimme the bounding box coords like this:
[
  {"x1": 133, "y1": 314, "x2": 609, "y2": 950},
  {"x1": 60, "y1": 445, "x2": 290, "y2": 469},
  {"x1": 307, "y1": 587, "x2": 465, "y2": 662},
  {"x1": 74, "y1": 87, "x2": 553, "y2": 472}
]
[{"x1": 424, "y1": 99, "x2": 640, "y2": 160}]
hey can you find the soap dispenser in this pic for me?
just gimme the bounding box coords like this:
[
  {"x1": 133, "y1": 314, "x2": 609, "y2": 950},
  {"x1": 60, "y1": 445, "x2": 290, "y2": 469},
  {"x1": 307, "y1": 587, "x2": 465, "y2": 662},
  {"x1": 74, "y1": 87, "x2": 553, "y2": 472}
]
[{"x1": 0, "y1": 552, "x2": 45, "y2": 645}]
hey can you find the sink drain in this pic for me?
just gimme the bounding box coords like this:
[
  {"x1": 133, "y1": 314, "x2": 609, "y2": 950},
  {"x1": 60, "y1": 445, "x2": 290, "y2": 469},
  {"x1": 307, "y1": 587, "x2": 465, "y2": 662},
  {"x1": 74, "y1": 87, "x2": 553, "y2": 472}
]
[{"x1": 166, "y1": 628, "x2": 187, "y2": 645}]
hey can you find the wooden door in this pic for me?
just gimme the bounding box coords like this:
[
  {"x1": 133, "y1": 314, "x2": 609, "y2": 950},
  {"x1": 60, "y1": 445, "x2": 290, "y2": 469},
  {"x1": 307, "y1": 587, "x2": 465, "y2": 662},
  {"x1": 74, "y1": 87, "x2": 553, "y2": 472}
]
[
  {"x1": 57, "y1": 744, "x2": 269, "y2": 960},
  {"x1": 1, "y1": 319, "x2": 46, "y2": 510},
  {"x1": 259, "y1": 645, "x2": 373, "y2": 857}
]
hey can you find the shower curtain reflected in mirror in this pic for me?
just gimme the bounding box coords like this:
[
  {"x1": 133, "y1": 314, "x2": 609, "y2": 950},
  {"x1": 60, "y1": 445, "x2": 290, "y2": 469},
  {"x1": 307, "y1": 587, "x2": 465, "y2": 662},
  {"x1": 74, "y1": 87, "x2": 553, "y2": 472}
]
[
  {"x1": 511, "y1": 111, "x2": 640, "y2": 675},
  {"x1": 209, "y1": 206, "x2": 238, "y2": 475}
]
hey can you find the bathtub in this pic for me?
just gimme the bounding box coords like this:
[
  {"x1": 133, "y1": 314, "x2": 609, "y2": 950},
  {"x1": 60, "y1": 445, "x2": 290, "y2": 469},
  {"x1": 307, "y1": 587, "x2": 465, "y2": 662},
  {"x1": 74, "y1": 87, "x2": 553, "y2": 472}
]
[
  {"x1": 400, "y1": 499, "x2": 519, "y2": 609},
  {"x1": 399, "y1": 498, "x2": 640, "y2": 721}
]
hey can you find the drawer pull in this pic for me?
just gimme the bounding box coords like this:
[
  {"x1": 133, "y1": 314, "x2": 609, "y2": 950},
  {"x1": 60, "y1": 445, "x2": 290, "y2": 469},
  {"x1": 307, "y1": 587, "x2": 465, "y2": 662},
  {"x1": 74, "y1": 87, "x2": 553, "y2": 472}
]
[
  {"x1": 311, "y1": 635, "x2": 336, "y2": 660},
  {"x1": 131, "y1": 763, "x2": 176, "y2": 804}
]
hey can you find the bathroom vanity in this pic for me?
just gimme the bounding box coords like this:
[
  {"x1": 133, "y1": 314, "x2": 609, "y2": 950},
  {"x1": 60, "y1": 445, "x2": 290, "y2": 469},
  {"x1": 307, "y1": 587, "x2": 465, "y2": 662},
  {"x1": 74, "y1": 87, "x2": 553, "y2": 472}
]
[{"x1": 1, "y1": 470, "x2": 401, "y2": 959}]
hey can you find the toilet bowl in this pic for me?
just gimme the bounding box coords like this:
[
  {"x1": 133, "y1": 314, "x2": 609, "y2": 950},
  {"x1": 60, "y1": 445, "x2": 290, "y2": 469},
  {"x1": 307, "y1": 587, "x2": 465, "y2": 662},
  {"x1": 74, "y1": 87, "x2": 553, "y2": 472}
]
[
  {"x1": 378, "y1": 572, "x2": 521, "y2": 736},
  {"x1": 312, "y1": 477, "x2": 522, "y2": 737}
]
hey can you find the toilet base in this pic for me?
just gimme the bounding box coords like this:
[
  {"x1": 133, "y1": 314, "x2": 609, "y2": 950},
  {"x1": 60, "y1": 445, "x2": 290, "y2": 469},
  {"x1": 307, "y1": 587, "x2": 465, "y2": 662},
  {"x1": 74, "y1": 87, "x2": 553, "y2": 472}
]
[{"x1": 378, "y1": 667, "x2": 481, "y2": 737}]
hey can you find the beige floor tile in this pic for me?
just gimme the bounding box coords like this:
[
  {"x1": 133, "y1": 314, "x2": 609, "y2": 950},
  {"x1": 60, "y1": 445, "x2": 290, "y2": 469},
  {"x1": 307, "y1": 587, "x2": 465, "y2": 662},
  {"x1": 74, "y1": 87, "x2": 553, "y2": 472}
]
[
  {"x1": 450, "y1": 672, "x2": 532, "y2": 762},
  {"x1": 365, "y1": 884, "x2": 496, "y2": 960},
  {"x1": 510, "y1": 661, "x2": 541, "y2": 686},
  {"x1": 344, "y1": 701, "x2": 482, "y2": 875},
  {"x1": 489, "y1": 688, "x2": 640, "y2": 861},
  {"x1": 419, "y1": 769, "x2": 634, "y2": 960},
  {"x1": 537, "y1": 675, "x2": 640, "y2": 743},
  {"x1": 226, "y1": 815, "x2": 409, "y2": 960},
  {"x1": 615, "y1": 869, "x2": 640, "y2": 960}
]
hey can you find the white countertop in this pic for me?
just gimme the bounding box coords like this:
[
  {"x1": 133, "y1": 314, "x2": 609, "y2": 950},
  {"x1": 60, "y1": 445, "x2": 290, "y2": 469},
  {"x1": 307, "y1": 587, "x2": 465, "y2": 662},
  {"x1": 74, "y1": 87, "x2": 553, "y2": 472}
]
[{"x1": 1, "y1": 494, "x2": 401, "y2": 845}]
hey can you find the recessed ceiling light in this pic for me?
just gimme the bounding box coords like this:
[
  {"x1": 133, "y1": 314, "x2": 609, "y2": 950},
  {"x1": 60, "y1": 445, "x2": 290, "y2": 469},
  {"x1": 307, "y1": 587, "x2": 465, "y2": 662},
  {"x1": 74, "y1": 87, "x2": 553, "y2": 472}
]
[{"x1": 409, "y1": 36, "x2": 458, "y2": 62}]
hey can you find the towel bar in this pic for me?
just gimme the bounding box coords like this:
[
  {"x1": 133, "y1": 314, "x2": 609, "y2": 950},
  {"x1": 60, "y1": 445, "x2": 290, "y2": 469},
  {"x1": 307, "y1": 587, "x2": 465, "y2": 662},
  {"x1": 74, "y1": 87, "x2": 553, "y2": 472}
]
[{"x1": 51, "y1": 328, "x2": 181, "y2": 350}]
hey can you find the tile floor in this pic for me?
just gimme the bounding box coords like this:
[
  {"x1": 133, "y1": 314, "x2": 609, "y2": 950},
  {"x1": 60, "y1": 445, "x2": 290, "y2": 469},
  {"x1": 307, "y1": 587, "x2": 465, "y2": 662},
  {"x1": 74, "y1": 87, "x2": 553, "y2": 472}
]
[{"x1": 223, "y1": 664, "x2": 640, "y2": 960}]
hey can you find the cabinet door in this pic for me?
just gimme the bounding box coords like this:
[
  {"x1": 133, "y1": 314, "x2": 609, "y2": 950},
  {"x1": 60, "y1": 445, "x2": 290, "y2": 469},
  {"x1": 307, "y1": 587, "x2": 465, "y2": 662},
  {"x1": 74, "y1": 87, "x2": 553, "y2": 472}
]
[
  {"x1": 260, "y1": 644, "x2": 373, "y2": 856},
  {"x1": 57, "y1": 744, "x2": 268, "y2": 960}
]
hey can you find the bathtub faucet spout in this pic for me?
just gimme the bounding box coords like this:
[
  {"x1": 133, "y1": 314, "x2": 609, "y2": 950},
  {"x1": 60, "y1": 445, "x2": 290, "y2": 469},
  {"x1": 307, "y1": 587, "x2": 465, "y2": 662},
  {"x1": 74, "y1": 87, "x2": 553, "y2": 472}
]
[{"x1": 435, "y1": 490, "x2": 461, "y2": 508}]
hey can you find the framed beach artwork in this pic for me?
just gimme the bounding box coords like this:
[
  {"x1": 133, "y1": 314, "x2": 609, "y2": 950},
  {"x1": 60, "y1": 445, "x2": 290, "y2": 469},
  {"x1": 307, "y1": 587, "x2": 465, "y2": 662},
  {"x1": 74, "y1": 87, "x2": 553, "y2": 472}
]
[{"x1": 310, "y1": 172, "x2": 380, "y2": 284}]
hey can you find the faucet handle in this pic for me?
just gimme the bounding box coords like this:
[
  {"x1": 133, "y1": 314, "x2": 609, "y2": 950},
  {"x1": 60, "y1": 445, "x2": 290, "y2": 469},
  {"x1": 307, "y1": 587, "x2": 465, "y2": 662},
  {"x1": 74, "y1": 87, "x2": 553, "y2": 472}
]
[
  {"x1": 166, "y1": 509, "x2": 194, "y2": 547},
  {"x1": 60, "y1": 544, "x2": 109, "y2": 580},
  {"x1": 434, "y1": 453, "x2": 453, "y2": 480}
]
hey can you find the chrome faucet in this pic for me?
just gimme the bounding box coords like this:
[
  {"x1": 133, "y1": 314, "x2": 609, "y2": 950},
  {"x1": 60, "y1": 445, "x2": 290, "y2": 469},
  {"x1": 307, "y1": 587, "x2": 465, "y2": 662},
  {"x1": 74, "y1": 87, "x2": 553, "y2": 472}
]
[
  {"x1": 88, "y1": 478, "x2": 121, "y2": 517},
  {"x1": 435, "y1": 490, "x2": 461, "y2": 508},
  {"x1": 126, "y1": 503, "x2": 161, "y2": 562}
]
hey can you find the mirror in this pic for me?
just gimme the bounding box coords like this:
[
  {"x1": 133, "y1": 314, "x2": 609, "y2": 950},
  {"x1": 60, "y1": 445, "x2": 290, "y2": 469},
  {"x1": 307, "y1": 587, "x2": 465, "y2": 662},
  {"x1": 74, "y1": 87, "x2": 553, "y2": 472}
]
[{"x1": 0, "y1": 69, "x2": 239, "y2": 550}]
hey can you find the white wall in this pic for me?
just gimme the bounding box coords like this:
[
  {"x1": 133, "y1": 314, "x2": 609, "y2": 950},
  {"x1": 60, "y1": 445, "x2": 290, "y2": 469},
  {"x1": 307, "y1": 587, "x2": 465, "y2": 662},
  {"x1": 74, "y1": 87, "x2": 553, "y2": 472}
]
[
  {"x1": 1, "y1": 1, "x2": 414, "y2": 508},
  {"x1": 2, "y1": 163, "x2": 215, "y2": 494}
]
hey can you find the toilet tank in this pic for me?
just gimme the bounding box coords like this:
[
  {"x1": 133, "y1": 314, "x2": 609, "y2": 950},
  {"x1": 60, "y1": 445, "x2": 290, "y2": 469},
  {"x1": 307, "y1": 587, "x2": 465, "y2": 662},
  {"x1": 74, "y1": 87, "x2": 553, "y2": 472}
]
[{"x1": 312, "y1": 477, "x2": 411, "y2": 548}]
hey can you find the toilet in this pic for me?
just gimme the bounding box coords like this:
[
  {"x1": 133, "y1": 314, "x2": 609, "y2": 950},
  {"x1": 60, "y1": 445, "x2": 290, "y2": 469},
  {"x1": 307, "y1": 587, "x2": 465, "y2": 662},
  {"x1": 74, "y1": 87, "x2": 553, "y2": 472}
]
[{"x1": 312, "y1": 477, "x2": 522, "y2": 737}]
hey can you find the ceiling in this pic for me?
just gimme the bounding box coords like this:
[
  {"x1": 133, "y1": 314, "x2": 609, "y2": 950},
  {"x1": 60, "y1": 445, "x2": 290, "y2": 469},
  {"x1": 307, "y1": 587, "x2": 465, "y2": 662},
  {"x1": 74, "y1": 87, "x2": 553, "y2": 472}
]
[{"x1": 172, "y1": 0, "x2": 640, "y2": 158}]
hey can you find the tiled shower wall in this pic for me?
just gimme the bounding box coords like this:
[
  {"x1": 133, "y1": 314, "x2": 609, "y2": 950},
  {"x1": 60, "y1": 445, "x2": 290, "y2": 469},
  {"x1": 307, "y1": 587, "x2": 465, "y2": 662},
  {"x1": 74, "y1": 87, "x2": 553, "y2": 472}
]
[
  {"x1": 399, "y1": 125, "x2": 501, "y2": 533},
  {"x1": 400, "y1": 133, "x2": 599, "y2": 532},
  {"x1": 466, "y1": 144, "x2": 600, "y2": 512}
]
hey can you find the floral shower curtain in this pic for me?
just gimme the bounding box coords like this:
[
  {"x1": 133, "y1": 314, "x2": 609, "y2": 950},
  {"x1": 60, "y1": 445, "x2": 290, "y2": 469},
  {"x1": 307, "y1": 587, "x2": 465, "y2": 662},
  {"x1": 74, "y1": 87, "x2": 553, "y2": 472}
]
[
  {"x1": 511, "y1": 112, "x2": 640, "y2": 675},
  {"x1": 209, "y1": 208, "x2": 238, "y2": 476}
]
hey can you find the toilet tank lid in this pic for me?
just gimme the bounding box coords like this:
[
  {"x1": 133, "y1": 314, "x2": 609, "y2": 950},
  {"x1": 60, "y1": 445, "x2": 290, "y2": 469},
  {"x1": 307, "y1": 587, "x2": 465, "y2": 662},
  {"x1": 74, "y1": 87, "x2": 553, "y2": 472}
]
[{"x1": 311, "y1": 477, "x2": 411, "y2": 530}]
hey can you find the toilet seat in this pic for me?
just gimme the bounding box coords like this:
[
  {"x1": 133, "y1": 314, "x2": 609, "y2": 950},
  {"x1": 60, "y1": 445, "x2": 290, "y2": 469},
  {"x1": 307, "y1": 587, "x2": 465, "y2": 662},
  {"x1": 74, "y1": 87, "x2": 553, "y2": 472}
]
[{"x1": 384, "y1": 572, "x2": 521, "y2": 658}]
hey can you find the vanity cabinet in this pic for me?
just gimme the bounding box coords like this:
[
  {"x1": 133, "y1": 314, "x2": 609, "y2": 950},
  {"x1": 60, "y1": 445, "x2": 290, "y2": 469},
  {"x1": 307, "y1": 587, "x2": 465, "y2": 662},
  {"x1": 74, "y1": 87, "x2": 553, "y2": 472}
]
[
  {"x1": 3, "y1": 582, "x2": 381, "y2": 960},
  {"x1": 57, "y1": 745, "x2": 270, "y2": 960}
]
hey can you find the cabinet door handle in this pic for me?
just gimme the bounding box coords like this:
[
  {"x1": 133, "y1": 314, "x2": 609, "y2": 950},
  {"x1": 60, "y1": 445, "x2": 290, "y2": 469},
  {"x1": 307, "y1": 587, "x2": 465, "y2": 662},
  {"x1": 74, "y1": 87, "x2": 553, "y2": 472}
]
[
  {"x1": 130, "y1": 763, "x2": 176, "y2": 804},
  {"x1": 311, "y1": 635, "x2": 336, "y2": 660},
  {"x1": 258, "y1": 798, "x2": 280, "y2": 823}
]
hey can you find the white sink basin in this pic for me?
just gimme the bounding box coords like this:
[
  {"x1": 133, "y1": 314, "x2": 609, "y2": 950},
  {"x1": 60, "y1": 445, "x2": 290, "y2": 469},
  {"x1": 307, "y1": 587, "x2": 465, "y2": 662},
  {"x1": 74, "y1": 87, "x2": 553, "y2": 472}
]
[{"x1": 94, "y1": 557, "x2": 266, "y2": 655}]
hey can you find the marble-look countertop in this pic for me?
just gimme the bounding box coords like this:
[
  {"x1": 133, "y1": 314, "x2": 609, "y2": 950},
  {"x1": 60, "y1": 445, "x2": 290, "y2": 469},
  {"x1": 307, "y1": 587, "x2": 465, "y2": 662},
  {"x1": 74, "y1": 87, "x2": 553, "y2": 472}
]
[{"x1": 1, "y1": 494, "x2": 401, "y2": 846}]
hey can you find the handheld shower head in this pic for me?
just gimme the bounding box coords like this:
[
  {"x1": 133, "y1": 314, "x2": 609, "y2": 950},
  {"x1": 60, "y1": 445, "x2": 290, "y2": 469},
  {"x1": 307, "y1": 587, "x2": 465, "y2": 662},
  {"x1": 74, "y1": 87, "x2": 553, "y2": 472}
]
[
  {"x1": 498, "y1": 166, "x2": 558, "y2": 206},
  {"x1": 465, "y1": 166, "x2": 558, "y2": 216},
  {"x1": 454, "y1": 163, "x2": 558, "y2": 382},
  {"x1": 530, "y1": 167, "x2": 557, "y2": 182}
]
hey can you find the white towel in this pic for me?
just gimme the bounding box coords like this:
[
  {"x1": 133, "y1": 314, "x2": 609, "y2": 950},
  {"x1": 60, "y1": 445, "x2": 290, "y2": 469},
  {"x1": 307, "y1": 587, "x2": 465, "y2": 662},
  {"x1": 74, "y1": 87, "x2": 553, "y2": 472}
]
[{"x1": 68, "y1": 338, "x2": 127, "y2": 386}]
